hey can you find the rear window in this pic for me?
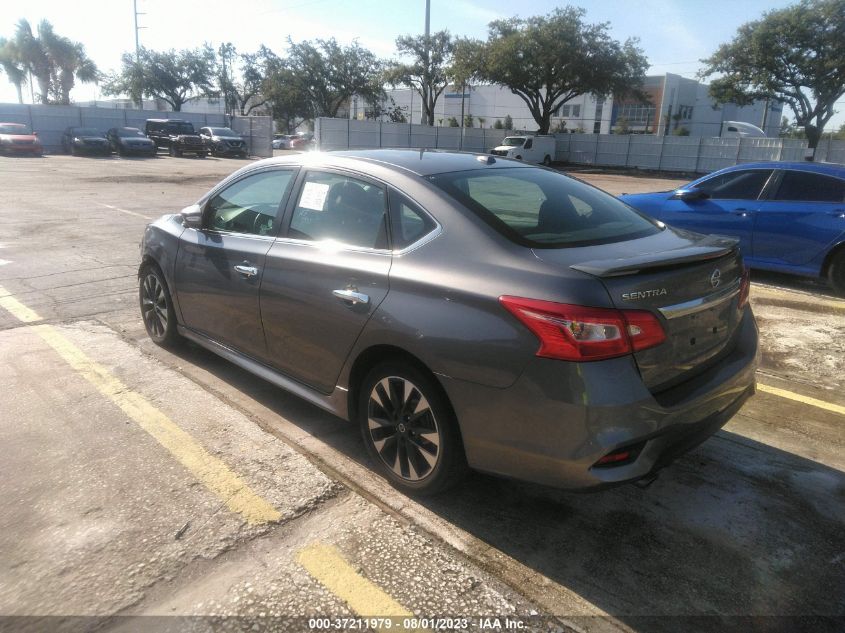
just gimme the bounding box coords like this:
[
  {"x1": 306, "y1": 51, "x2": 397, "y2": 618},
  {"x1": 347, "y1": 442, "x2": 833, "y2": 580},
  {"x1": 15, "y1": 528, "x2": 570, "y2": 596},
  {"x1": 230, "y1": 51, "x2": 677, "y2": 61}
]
[{"x1": 429, "y1": 167, "x2": 661, "y2": 248}]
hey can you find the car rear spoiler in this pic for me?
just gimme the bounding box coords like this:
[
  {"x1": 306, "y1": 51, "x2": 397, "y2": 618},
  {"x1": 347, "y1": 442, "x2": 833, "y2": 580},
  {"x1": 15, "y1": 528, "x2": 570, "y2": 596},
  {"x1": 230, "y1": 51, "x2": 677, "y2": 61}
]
[{"x1": 570, "y1": 237, "x2": 739, "y2": 277}]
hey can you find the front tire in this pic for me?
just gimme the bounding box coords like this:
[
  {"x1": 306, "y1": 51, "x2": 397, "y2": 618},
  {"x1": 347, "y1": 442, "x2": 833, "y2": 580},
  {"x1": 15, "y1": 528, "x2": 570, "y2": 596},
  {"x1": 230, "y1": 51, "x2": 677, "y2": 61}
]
[
  {"x1": 828, "y1": 249, "x2": 845, "y2": 296},
  {"x1": 139, "y1": 264, "x2": 181, "y2": 347},
  {"x1": 358, "y1": 362, "x2": 467, "y2": 495}
]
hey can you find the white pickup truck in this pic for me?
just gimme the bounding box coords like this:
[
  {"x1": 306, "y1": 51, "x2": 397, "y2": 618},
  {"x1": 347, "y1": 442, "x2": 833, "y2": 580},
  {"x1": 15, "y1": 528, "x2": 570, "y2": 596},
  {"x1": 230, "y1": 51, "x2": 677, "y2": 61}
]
[{"x1": 490, "y1": 135, "x2": 556, "y2": 165}]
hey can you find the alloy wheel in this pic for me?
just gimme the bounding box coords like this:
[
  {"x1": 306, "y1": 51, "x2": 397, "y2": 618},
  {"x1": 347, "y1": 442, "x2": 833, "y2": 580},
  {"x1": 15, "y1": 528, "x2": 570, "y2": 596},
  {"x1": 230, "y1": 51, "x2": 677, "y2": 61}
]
[
  {"x1": 367, "y1": 376, "x2": 441, "y2": 481},
  {"x1": 141, "y1": 273, "x2": 168, "y2": 337}
]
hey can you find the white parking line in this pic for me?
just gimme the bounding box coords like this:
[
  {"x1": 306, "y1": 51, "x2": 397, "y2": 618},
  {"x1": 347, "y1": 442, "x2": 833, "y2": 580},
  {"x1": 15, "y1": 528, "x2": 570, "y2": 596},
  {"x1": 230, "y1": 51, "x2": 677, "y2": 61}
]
[{"x1": 95, "y1": 202, "x2": 153, "y2": 220}]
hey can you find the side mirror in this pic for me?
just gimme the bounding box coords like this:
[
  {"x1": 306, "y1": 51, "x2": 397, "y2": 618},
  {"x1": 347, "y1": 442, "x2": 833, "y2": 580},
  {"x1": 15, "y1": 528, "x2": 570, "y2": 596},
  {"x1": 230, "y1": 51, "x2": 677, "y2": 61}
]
[
  {"x1": 180, "y1": 203, "x2": 203, "y2": 229},
  {"x1": 672, "y1": 189, "x2": 709, "y2": 202}
]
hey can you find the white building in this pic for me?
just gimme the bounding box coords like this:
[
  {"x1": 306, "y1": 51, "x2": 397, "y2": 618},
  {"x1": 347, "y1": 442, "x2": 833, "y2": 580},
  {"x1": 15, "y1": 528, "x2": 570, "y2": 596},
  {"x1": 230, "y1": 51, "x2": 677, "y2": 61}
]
[{"x1": 373, "y1": 73, "x2": 781, "y2": 137}]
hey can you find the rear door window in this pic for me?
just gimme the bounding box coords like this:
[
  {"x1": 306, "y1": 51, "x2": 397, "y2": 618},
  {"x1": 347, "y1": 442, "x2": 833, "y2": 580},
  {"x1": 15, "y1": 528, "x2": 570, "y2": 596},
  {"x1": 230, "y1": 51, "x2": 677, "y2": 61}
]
[
  {"x1": 288, "y1": 171, "x2": 388, "y2": 249},
  {"x1": 388, "y1": 191, "x2": 437, "y2": 250},
  {"x1": 773, "y1": 171, "x2": 845, "y2": 203}
]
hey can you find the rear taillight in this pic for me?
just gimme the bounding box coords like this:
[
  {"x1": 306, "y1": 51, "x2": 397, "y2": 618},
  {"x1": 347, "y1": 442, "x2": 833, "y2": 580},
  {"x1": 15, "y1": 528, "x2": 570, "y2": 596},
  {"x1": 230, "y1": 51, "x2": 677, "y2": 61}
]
[
  {"x1": 738, "y1": 266, "x2": 750, "y2": 310},
  {"x1": 499, "y1": 296, "x2": 666, "y2": 362}
]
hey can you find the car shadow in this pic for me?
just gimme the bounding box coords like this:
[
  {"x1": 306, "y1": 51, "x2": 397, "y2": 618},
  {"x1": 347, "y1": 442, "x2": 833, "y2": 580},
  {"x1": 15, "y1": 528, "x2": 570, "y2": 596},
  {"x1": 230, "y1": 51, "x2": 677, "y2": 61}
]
[
  {"x1": 167, "y1": 340, "x2": 845, "y2": 631},
  {"x1": 750, "y1": 268, "x2": 841, "y2": 299}
]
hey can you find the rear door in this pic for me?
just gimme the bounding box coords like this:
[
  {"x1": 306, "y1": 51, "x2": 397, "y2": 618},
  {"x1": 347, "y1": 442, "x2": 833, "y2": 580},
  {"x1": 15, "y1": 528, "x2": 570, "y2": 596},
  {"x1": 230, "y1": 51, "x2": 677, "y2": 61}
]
[
  {"x1": 174, "y1": 167, "x2": 297, "y2": 360},
  {"x1": 260, "y1": 169, "x2": 392, "y2": 393},
  {"x1": 753, "y1": 169, "x2": 845, "y2": 266},
  {"x1": 656, "y1": 168, "x2": 774, "y2": 257}
]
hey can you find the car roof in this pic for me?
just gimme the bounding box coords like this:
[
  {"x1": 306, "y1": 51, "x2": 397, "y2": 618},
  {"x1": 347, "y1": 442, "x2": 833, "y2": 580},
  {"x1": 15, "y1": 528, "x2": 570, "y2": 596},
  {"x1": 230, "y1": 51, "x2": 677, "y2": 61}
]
[
  {"x1": 251, "y1": 149, "x2": 534, "y2": 177},
  {"x1": 717, "y1": 161, "x2": 845, "y2": 178},
  {"x1": 0, "y1": 122, "x2": 26, "y2": 126}
]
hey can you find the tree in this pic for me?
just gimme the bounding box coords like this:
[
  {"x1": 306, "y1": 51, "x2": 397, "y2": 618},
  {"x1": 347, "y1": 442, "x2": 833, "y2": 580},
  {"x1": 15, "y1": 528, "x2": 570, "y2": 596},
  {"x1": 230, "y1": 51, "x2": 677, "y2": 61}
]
[
  {"x1": 104, "y1": 46, "x2": 215, "y2": 111},
  {"x1": 504, "y1": 114, "x2": 513, "y2": 130},
  {"x1": 282, "y1": 37, "x2": 383, "y2": 119},
  {"x1": 447, "y1": 116, "x2": 459, "y2": 127},
  {"x1": 493, "y1": 119, "x2": 503, "y2": 129},
  {"x1": 463, "y1": 114, "x2": 474, "y2": 128},
  {"x1": 217, "y1": 44, "x2": 269, "y2": 115},
  {"x1": 833, "y1": 123, "x2": 845, "y2": 141},
  {"x1": 0, "y1": 37, "x2": 26, "y2": 103},
  {"x1": 701, "y1": 0, "x2": 845, "y2": 152},
  {"x1": 13, "y1": 19, "x2": 98, "y2": 104},
  {"x1": 260, "y1": 47, "x2": 312, "y2": 132},
  {"x1": 384, "y1": 31, "x2": 455, "y2": 126},
  {"x1": 465, "y1": 7, "x2": 648, "y2": 134}
]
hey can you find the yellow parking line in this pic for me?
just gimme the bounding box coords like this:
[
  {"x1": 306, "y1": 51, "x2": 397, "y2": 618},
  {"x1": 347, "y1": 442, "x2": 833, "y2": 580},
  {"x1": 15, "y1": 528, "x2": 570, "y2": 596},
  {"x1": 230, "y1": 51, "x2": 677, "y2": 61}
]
[
  {"x1": 298, "y1": 543, "x2": 415, "y2": 618},
  {"x1": 757, "y1": 383, "x2": 845, "y2": 417},
  {"x1": 0, "y1": 285, "x2": 42, "y2": 323},
  {"x1": 31, "y1": 323, "x2": 281, "y2": 525}
]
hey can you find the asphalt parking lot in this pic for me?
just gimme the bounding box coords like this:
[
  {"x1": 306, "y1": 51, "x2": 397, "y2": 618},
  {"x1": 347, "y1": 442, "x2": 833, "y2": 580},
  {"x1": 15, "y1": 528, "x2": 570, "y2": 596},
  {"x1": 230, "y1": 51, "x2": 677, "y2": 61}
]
[{"x1": 1, "y1": 153, "x2": 843, "y2": 633}]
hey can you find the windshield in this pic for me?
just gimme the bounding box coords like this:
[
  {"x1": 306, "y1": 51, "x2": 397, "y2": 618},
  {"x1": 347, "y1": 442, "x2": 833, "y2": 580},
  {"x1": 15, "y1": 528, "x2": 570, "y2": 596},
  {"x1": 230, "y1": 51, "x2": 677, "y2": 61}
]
[
  {"x1": 0, "y1": 124, "x2": 30, "y2": 134},
  {"x1": 166, "y1": 122, "x2": 195, "y2": 134},
  {"x1": 117, "y1": 128, "x2": 145, "y2": 138},
  {"x1": 430, "y1": 167, "x2": 662, "y2": 248},
  {"x1": 502, "y1": 137, "x2": 525, "y2": 147},
  {"x1": 73, "y1": 128, "x2": 101, "y2": 136},
  {"x1": 208, "y1": 127, "x2": 238, "y2": 136}
]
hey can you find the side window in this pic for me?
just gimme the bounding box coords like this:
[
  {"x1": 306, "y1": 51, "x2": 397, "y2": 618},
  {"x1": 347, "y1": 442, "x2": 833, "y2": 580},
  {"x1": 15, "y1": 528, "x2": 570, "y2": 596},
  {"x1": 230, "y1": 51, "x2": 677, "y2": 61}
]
[
  {"x1": 524, "y1": 138, "x2": 533, "y2": 149},
  {"x1": 774, "y1": 171, "x2": 845, "y2": 203},
  {"x1": 388, "y1": 190, "x2": 437, "y2": 250},
  {"x1": 694, "y1": 169, "x2": 772, "y2": 200},
  {"x1": 205, "y1": 169, "x2": 294, "y2": 236},
  {"x1": 289, "y1": 172, "x2": 387, "y2": 249}
]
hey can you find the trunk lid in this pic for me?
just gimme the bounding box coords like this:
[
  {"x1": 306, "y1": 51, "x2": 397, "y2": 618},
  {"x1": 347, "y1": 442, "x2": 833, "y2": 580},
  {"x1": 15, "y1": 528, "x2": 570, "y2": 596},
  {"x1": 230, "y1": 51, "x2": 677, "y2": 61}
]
[{"x1": 534, "y1": 228, "x2": 745, "y2": 391}]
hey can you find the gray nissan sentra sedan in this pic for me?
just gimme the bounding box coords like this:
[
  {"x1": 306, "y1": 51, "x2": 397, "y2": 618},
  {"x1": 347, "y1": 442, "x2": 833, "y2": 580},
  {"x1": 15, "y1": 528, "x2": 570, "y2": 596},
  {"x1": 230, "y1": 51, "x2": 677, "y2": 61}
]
[{"x1": 139, "y1": 149, "x2": 758, "y2": 495}]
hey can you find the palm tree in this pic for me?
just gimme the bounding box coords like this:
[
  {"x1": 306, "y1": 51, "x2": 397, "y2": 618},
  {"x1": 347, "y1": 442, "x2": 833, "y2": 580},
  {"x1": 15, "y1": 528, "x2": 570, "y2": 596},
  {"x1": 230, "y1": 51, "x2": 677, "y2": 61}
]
[
  {"x1": 14, "y1": 19, "x2": 98, "y2": 105},
  {"x1": 0, "y1": 37, "x2": 26, "y2": 103}
]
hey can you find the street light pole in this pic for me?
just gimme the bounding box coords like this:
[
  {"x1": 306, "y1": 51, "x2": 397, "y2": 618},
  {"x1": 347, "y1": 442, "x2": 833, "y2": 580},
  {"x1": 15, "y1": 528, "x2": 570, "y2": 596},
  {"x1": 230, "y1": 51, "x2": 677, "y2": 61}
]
[{"x1": 133, "y1": 0, "x2": 145, "y2": 110}]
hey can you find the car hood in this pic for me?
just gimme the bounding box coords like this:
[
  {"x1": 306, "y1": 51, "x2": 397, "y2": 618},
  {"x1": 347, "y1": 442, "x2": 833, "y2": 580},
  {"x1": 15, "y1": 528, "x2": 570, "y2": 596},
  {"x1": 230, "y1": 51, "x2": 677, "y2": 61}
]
[
  {"x1": 619, "y1": 191, "x2": 675, "y2": 210},
  {"x1": 79, "y1": 136, "x2": 107, "y2": 141},
  {"x1": 493, "y1": 145, "x2": 517, "y2": 152},
  {"x1": 1, "y1": 133, "x2": 39, "y2": 141},
  {"x1": 213, "y1": 136, "x2": 243, "y2": 141}
]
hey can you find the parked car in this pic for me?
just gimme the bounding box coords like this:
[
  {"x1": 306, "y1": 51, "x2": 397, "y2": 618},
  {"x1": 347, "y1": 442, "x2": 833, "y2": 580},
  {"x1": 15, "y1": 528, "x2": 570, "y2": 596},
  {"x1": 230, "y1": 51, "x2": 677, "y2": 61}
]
[
  {"x1": 144, "y1": 119, "x2": 207, "y2": 157},
  {"x1": 289, "y1": 134, "x2": 315, "y2": 150},
  {"x1": 138, "y1": 150, "x2": 757, "y2": 495},
  {"x1": 490, "y1": 135, "x2": 555, "y2": 165},
  {"x1": 721, "y1": 121, "x2": 766, "y2": 138},
  {"x1": 0, "y1": 122, "x2": 42, "y2": 156},
  {"x1": 61, "y1": 127, "x2": 110, "y2": 155},
  {"x1": 273, "y1": 134, "x2": 296, "y2": 149},
  {"x1": 620, "y1": 162, "x2": 845, "y2": 294},
  {"x1": 106, "y1": 127, "x2": 157, "y2": 157},
  {"x1": 199, "y1": 126, "x2": 248, "y2": 157}
]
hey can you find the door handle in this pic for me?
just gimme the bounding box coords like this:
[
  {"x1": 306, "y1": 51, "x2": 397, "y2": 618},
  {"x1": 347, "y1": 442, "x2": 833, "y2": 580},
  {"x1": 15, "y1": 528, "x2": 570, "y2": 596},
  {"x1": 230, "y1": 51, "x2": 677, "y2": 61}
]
[
  {"x1": 234, "y1": 264, "x2": 258, "y2": 277},
  {"x1": 332, "y1": 289, "x2": 370, "y2": 305}
]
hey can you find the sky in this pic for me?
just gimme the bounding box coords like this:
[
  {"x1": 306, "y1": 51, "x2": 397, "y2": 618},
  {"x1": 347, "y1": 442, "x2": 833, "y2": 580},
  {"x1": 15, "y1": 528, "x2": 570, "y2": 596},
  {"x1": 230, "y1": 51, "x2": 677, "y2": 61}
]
[{"x1": 1, "y1": 0, "x2": 841, "y2": 131}]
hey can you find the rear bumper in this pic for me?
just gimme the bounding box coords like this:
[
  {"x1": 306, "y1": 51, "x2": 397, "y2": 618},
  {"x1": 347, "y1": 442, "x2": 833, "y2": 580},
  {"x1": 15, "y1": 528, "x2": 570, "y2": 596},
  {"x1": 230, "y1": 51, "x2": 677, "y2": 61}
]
[
  {"x1": 440, "y1": 307, "x2": 759, "y2": 490},
  {"x1": 2, "y1": 144, "x2": 42, "y2": 154}
]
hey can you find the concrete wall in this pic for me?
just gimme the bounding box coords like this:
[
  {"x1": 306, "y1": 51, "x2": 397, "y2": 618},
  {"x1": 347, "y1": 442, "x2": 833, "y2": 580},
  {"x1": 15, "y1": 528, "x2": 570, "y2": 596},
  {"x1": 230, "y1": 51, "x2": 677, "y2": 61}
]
[
  {"x1": 0, "y1": 103, "x2": 227, "y2": 152},
  {"x1": 313, "y1": 117, "x2": 843, "y2": 174}
]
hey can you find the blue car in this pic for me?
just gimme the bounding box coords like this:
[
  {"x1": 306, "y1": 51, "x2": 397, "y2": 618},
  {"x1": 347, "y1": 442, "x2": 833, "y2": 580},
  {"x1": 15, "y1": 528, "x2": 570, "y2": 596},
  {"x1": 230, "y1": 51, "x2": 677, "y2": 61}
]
[{"x1": 620, "y1": 162, "x2": 845, "y2": 295}]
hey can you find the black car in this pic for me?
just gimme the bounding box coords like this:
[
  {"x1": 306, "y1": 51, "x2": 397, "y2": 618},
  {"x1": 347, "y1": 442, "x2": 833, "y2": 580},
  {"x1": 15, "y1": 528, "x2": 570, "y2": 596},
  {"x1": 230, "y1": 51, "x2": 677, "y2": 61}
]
[
  {"x1": 144, "y1": 119, "x2": 207, "y2": 157},
  {"x1": 61, "y1": 127, "x2": 110, "y2": 155},
  {"x1": 106, "y1": 127, "x2": 157, "y2": 157},
  {"x1": 199, "y1": 126, "x2": 248, "y2": 157}
]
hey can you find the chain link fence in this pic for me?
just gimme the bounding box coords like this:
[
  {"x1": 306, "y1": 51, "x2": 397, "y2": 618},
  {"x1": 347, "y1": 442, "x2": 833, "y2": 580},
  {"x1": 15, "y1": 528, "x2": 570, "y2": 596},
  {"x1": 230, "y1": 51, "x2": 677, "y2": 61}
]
[{"x1": 314, "y1": 117, "x2": 843, "y2": 174}]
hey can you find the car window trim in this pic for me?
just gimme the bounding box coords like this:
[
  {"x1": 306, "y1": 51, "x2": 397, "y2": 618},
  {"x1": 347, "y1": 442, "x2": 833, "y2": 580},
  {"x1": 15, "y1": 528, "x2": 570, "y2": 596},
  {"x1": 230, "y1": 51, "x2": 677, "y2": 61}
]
[
  {"x1": 278, "y1": 167, "x2": 393, "y2": 254},
  {"x1": 199, "y1": 166, "x2": 300, "y2": 238}
]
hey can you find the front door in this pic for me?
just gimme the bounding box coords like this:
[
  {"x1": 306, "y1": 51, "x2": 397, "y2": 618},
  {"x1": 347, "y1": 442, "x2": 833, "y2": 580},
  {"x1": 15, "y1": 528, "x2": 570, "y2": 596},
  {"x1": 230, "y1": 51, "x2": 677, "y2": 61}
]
[
  {"x1": 658, "y1": 168, "x2": 774, "y2": 257},
  {"x1": 260, "y1": 169, "x2": 392, "y2": 393},
  {"x1": 174, "y1": 167, "x2": 297, "y2": 359}
]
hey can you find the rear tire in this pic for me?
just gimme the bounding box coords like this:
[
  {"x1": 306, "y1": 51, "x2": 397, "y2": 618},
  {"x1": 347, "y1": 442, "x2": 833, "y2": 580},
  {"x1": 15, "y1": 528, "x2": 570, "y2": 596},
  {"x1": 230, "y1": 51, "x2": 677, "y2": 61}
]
[
  {"x1": 358, "y1": 362, "x2": 467, "y2": 495},
  {"x1": 828, "y1": 249, "x2": 845, "y2": 296},
  {"x1": 542, "y1": 154, "x2": 552, "y2": 166},
  {"x1": 139, "y1": 264, "x2": 181, "y2": 347}
]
